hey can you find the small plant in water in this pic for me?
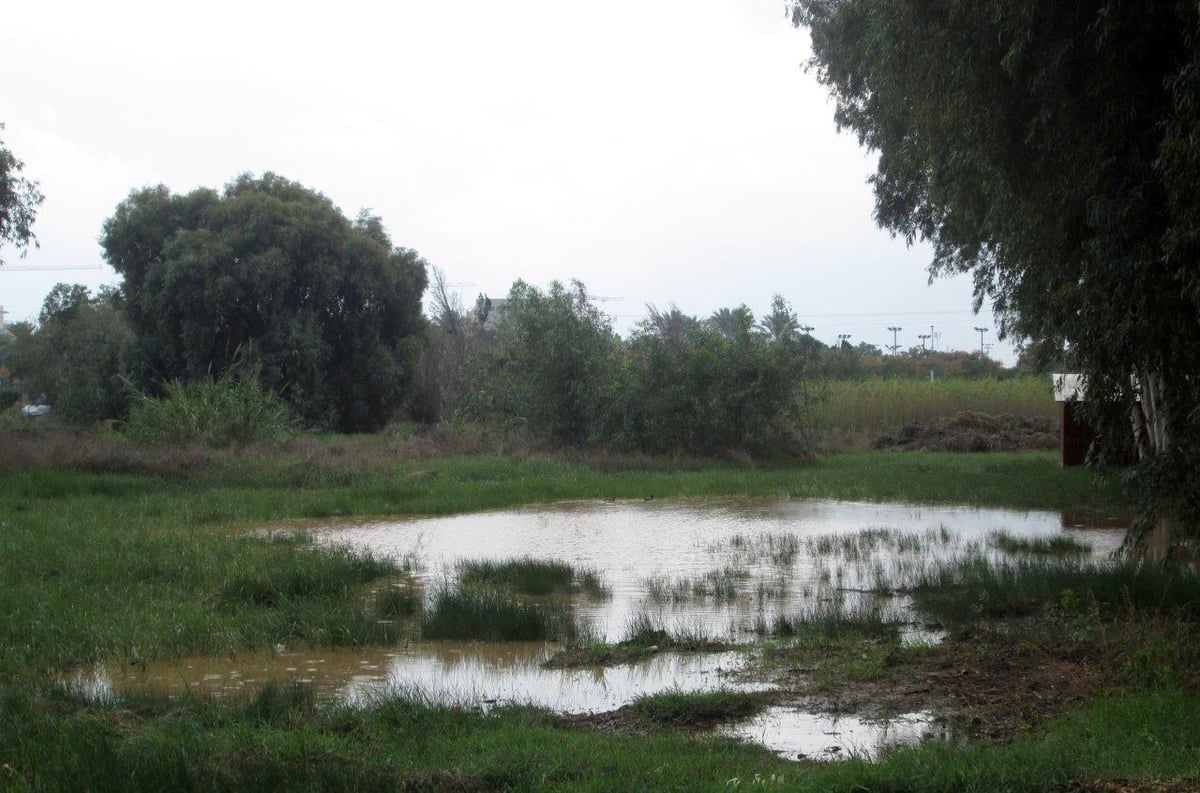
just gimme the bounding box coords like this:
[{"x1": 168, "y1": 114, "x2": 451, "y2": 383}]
[
  {"x1": 458, "y1": 557, "x2": 611, "y2": 598},
  {"x1": 989, "y1": 531, "x2": 1093, "y2": 557}
]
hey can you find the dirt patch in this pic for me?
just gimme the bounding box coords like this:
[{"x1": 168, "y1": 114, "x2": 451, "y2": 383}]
[
  {"x1": 555, "y1": 620, "x2": 1105, "y2": 745},
  {"x1": 871, "y1": 411, "x2": 1060, "y2": 453}
]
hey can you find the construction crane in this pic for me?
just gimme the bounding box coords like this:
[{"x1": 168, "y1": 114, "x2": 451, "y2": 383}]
[{"x1": 1, "y1": 264, "x2": 103, "y2": 271}]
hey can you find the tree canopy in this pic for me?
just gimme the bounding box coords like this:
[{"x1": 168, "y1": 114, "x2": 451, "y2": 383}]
[
  {"x1": 101, "y1": 173, "x2": 428, "y2": 432},
  {"x1": 0, "y1": 123, "x2": 44, "y2": 264},
  {"x1": 792, "y1": 0, "x2": 1200, "y2": 540}
]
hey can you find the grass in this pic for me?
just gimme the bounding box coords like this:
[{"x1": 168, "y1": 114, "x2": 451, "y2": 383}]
[
  {"x1": 627, "y1": 689, "x2": 767, "y2": 727},
  {"x1": 907, "y1": 555, "x2": 1200, "y2": 625},
  {"x1": 8, "y1": 430, "x2": 1190, "y2": 791},
  {"x1": 419, "y1": 586, "x2": 588, "y2": 642},
  {"x1": 458, "y1": 557, "x2": 610, "y2": 598},
  {"x1": 814, "y1": 377, "x2": 1056, "y2": 434},
  {"x1": 988, "y1": 530, "x2": 1093, "y2": 556},
  {"x1": 753, "y1": 598, "x2": 897, "y2": 641}
]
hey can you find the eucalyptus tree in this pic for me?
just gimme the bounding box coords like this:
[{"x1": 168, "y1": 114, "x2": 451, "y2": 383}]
[
  {"x1": 793, "y1": 0, "x2": 1200, "y2": 541},
  {"x1": 0, "y1": 123, "x2": 43, "y2": 263}
]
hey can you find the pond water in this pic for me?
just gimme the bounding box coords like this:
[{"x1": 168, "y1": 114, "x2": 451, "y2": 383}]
[
  {"x1": 319, "y1": 498, "x2": 1125, "y2": 643},
  {"x1": 76, "y1": 498, "x2": 1126, "y2": 761}
]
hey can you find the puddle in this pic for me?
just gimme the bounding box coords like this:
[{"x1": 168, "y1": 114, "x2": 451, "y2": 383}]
[
  {"x1": 723, "y1": 706, "x2": 940, "y2": 761},
  {"x1": 74, "y1": 499, "x2": 1126, "y2": 759},
  {"x1": 318, "y1": 498, "x2": 1126, "y2": 643},
  {"x1": 72, "y1": 643, "x2": 760, "y2": 714}
]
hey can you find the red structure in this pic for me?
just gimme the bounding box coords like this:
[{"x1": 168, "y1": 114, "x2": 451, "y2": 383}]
[{"x1": 1053, "y1": 374, "x2": 1092, "y2": 467}]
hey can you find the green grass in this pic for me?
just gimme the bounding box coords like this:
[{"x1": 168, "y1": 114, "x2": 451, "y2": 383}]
[
  {"x1": 458, "y1": 557, "x2": 610, "y2": 598},
  {"x1": 908, "y1": 556, "x2": 1200, "y2": 625},
  {"x1": 2, "y1": 434, "x2": 1177, "y2": 791},
  {"x1": 753, "y1": 598, "x2": 897, "y2": 641},
  {"x1": 627, "y1": 689, "x2": 766, "y2": 727},
  {"x1": 989, "y1": 530, "x2": 1093, "y2": 556},
  {"x1": 419, "y1": 586, "x2": 588, "y2": 642},
  {"x1": 814, "y1": 377, "x2": 1056, "y2": 434}
]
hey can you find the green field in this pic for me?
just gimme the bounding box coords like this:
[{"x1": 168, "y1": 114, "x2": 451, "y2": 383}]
[{"x1": 814, "y1": 376, "x2": 1056, "y2": 434}]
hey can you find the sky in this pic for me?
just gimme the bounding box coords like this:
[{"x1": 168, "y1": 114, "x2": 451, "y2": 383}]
[{"x1": 0, "y1": 0, "x2": 1016, "y2": 363}]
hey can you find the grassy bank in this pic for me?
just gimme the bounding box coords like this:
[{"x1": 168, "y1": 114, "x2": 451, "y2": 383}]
[{"x1": 6, "y1": 434, "x2": 1185, "y2": 791}]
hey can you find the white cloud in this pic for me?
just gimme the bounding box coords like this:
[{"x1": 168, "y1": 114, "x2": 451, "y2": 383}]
[{"x1": 0, "y1": 0, "x2": 1014, "y2": 361}]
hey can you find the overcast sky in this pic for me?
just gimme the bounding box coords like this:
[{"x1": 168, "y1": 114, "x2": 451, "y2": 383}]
[{"x1": 0, "y1": 0, "x2": 1016, "y2": 362}]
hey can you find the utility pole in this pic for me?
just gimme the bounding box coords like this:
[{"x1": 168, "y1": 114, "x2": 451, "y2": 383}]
[
  {"x1": 887, "y1": 326, "x2": 902, "y2": 355},
  {"x1": 837, "y1": 333, "x2": 851, "y2": 350},
  {"x1": 799, "y1": 325, "x2": 814, "y2": 336},
  {"x1": 917, "y1": 333, "x2": 931, "y2": 352},
  {"x1": 974, "y1": 326, "x2": 989, "y2": 354}
]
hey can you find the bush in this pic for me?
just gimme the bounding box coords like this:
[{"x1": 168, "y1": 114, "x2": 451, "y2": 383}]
[{"x1": 124, "y1": 368, "x2": 295, "y2": 447}]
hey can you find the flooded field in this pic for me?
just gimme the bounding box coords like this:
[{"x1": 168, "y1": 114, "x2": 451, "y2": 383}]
[{"x1": 77, "y1": 498, "x2": 1126, "y2": 760}]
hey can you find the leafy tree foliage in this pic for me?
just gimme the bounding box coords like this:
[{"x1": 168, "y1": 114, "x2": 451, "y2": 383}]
[
  {"x1": 8, "y1": 284, "x2": 135, "y2": 424},
  {"x1": 0, "y1": 123, "x2": 44, "y2": 264},
  {"x1": 620, "y1": 299, "x2": 817, "y2": 456},
  {"x1": 793, "y1": 1, "x2": 1200, "y2": 539},
  {"x1": 484, "y1": 280, "x2": 620, "y2": 444},
  {"x1": 101, "y1": 173, "x2": 428, "y2": 432}
]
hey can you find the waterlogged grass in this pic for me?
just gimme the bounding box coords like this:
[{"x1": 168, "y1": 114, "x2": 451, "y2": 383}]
[
  {"x1": 644, "y1": 567, "x2": 750, "y2": 603},
  {"x1": 908, "y1": 556, "x2": 1200, "y2": 625},
  {"x1": 988, "y1": 530, "x2": 1093, "y2": 556},
  {"x1": 2, "y1": 437, "x2": 1176, "y2": 791},
  {"x1": 458, "y1": 557, "x2": 610, "y2": 598},
  {"x1": 627, "y1": 689, "x2": 767, "y2": 728},
  {"x1": 753, "y1": 598, "x2": 897, "y2": 641},
  {"x1": 419, "y1": 586, "x2": 588, "y2": 642}
]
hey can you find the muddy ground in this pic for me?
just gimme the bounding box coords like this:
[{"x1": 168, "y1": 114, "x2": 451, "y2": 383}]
[
  {"x1": 871, "y1": 411, "x2": 1060, "y2": 453},
  {"x1": 559, "y1": 618, "x2": 1103, "y2": 745}
]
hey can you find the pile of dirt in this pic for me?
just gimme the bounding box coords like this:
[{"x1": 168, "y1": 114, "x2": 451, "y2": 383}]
[{"x1": 871, "y1": 411, "x2": 1060, "y2": 453}]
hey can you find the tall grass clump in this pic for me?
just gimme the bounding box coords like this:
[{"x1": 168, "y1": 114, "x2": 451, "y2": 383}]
[
  {"x1": 458, "y1": 557, "x2": 610, "y2": 598},
  {"x1": 909, "y1": 556, "x2": 1200, "y2": 625},
  {"x1": 124, "y1": 368, "x2": 295, "y2": 447},
  {"x1": 755, "y1": 598, "x2": 896, "y2": 640},
  {"x1": 217, "y1": 545, "x2": 399, "y2": 609},
  {"x1": 628, "y1": 689, "x2": 765, "y2": 727},
  {"x1": 420, "y1": 586, "x2": 584, "y2": 642},
  {"x1": 989, "y1": 531, "x2": 1093, "y2": 556}
]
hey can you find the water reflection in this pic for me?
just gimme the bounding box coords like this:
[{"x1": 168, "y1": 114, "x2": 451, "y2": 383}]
[
  {"x1": 76, "y1": 643, "x2": 757, "y2": 714},
  {"x1": 320, "y1": 498, "x2": 1126, "y2": 643},
  {"x1": 74, "y1": 499, "x2": 1126, "y2": 760},
  {"x1": 723, "y1": 707, "x2": 940, "y2": 761}
]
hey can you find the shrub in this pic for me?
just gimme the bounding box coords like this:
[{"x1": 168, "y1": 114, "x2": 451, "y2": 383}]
[{"x1": 125, "y1": 368, "x2": 295, "y2": 447}]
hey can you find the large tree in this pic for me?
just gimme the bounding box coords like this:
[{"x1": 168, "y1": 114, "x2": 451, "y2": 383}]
[
  {"x1": 102, "y1": 173, "x2": 428, "y2": 432},
  {"x1": 792, "y1": 0, "x2": 1200, "y2": 543},
  {"x1": 0, "y1": 123, "x2": 44, "y2": 263},
  {"x1": 8, "y1": 284, "x2": 135, "y2": 424}
]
